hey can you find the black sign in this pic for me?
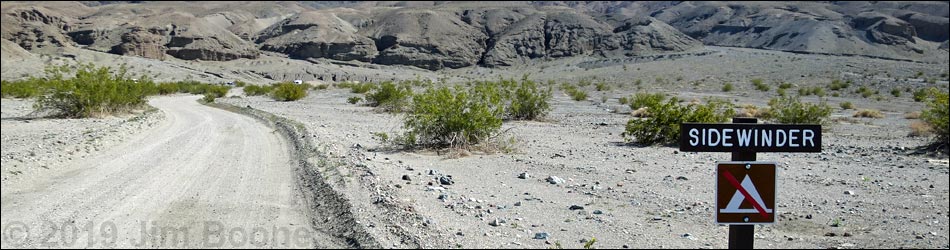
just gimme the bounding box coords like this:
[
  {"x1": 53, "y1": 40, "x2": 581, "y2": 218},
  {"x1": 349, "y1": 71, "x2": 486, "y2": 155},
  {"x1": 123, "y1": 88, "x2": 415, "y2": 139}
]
[{"x1": 680, "y1": 123, "x2": 821, "y2": 152}]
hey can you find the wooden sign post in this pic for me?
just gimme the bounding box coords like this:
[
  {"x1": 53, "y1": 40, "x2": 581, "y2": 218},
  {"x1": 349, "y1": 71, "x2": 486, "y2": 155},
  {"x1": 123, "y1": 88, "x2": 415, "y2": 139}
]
[{"x1": 680, "y1": 118, "x2": 822, "y2": 249}]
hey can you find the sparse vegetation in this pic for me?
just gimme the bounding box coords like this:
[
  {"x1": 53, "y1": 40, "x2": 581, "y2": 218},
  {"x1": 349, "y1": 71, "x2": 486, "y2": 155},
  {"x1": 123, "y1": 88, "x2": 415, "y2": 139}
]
[
  {"x1": 920, "y1": 88, "x2": 948, "y2": 146},
  {"x1": 234, "y1": 81, "x2": 248, "y2": 87},
  {"x1": 751, "y1": 79, "x2": 769, "y2": 91},
  {"x1": 401, "y1": 85, "x2": 503, "y2": 148},
  {"x1": 828, "y1": 79, "x2": 850, "y2": 91},
  {"x1": 365, "y1": 81, "x2": 413, "y2": 112},
  {"x1": 853, "y1": 109, "x2": 884, "y2": 118},
  {"x1": 909, "y1": 121, "x2": 934, "y2": 137},
  {"x1": 891, "y1": 88, "x2": 902, "y2": 97},
  {"x1": 347, "y1": 96, "x2": 362, "y2": 104},
  {"x1": 627, "y1": 92, "x2": 667, "y2": 110},
  {"x1": 913, "y1": 88, "x2": 929, "y2": 102},
  {"x1": 562, "y1": 84, "x2": 588, "y2": 101},
  {"x1": 595, "y1": 82, "x2": 610, "y2": 91},
  {"x1": 35, "y1": 64, "x2": 159, "y2": 118},
  {"x1": 778, "y1": 82, "x2": 794, "y2": 90},
  {"x1": 508, "y1": 77, "x2": 553, "y2": 120},
  {"x1": 243, "y1": 84, "x2": 273, "y2": 96},
  {"x1": 766, "y1": 96, "x2": 832, "y2": 124},
  {"x1": 856, "y1": 86, "x2": 877, "y2": 98},
  {"x1": 840, "y1": 101, "x2": 855, "y2": 110},
  {"x1": 722, "y1": 82, "x2": 734, "y2": 92},
  {"x1": 799, "y1": 86, "x2": 826, "y2": 97},
  {"x1": 313, "y1": 84, "x2": 329, "y2": 90},
  {"x1": 349, "y1": 82, "x2": 375, "y2": 94},
  {"x1": 271, "y1": 82, "x2": 308, "y2": 101},
  {"x1": 623, "y1": 97, "x2": 734, "y2": 145}
]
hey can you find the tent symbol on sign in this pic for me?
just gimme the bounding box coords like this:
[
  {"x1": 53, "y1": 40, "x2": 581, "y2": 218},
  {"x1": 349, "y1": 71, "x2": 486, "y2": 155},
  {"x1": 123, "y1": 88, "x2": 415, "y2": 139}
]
[{"x1": 720, "y1": 174, "x2": 773, "y2": 214}]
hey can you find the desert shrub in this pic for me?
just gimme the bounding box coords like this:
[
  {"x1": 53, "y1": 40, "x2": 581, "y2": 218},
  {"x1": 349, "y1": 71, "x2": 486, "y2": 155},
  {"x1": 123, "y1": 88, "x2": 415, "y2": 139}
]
[
  {"x1": 840, "y1": 101, "x2": 855, "y2": 110},
  {"x1": 828, "y1": 79, "x2": 850, "y2": 91},
  {"x1": 799, "y1": 86, "x2": 826, "y2": 97},
  {"x1": 913, "y1": 88, "x2": 929, "y2": 102},
  {"x1": 271, "y1": 83, "x2": 308, "y2": 101},
  {"x1": 853, "y1": 109, "x2": 884, "y2": 118},
  {"x1": 595, "y1": 82, "x2": 611, "y2": 91},
  {"x1": 905, "y1": 111, "x2": 921, "y2": 119},
  {"x1": 623, "y1": 98, "x2": 735, "y2": 145},
  {"x1": 234, "y1": 81, "x2": 248, "y2": 87},
  {"x1": 1, "y1": 78, "x2": 53, "y2": 98},
  {"x1": 736, "y1": 104, "x2": 770, "y2": 118},
  {"x1": 722, "y1": 83, "x2": 734, "y2": 92},
  {"x1": 618, "y1": 96, "x2": 629, "y2": 105},
  {"x1": 243, "y1": 84, "x2": 273, "y2": 96},
  {"x1": 202, "y1": 93, "x2": 217, "y2": 103},
  {"x1": 508, "y1": 78, "x2": 552, "y2": 120},
  {"x1": 909, "y1": 121, "x2": 934, "y2": 137},
  {"x1": 157, "y1": 82, "x2": 179, "y2": 95},
  {"x1": 36, "y1": 64, "x2": 157, "y2": 118},
  {"x1": 920, "y1": 88, "x2": 949, "y2": 145},
  {"x1": 562, "y1": 85, "x2": 588, "y2": 101},
  {"x1": 777, "y1": 88, "x2": 787, "y2": 97},
  {"x1": 778, "y1": 82, "x2": 794, "y2": 90},
  {"x1": 402, "y1": 85, "x2": 503, "y2": 148},
  {"x1": 751, "y1": 79, "x2": 769, "y2": 91},
  {"x1": 350, "y1": 82, "x2": 374, "y2": 94},
  {"x1": 628, "y1": 92, "x2": 666, "y2": 110},
  {"x1": 766, "y1": 96, "x2": 832, "y2": 124},
  {"x1": 856, "y1": 86, "x2": 876, "y2": 98},
  {"x1": 347, "y1": 96, "x2": 362, "y2": 104},
  {"x1": 313, "y1": 84, "x2": 329, "y2": 90},
  {"x1": 891, "y1": 88, "x2": 902, "y2": 97},
  {"x1": 365, "y1": 81, "x2": 413, "y2": 112}
]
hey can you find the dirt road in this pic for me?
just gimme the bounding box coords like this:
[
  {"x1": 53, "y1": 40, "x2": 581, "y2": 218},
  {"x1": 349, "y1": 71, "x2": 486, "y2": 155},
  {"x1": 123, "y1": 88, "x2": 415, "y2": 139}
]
[{"x1": 1, "y1": 96, "x2": 328, "y2": 248}]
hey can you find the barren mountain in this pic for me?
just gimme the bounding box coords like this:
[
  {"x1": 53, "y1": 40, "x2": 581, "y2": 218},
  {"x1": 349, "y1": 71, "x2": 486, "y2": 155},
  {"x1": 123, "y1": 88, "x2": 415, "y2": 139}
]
[{"x1": 1, "y1": 1, "x2": 948, "y2": 70}]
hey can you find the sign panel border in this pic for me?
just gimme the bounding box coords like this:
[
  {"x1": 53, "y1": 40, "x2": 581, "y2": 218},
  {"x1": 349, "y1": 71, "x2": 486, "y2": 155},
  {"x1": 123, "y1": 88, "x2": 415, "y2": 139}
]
[
  {"x1": 715, "y1": 161, "x2": 778, "y2": 225},
  {"x1": 680, "y1": 123, "x2": 822, "y2": 153}
]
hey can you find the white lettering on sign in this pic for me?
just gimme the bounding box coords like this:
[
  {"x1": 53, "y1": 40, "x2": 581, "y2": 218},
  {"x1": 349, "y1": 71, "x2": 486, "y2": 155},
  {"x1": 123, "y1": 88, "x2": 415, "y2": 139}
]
[{"x1": 687, "y1": 128, "x2": 818, "y2": 148}]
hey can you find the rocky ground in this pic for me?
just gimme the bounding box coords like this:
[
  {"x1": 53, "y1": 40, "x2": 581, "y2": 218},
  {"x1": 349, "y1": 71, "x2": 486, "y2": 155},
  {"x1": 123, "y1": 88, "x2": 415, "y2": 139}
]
[
  {"x1": 217, "y1": 46, "x2": 949, "y2": 249},
  {"x1": 0, "y1": 98, "x2": 164, "y2": 189}
]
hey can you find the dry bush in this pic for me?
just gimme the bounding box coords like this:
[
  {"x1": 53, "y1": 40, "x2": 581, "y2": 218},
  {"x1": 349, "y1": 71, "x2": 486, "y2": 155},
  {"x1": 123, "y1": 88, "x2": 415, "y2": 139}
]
[
  {"x1": 905, "y1": 111, "x2": 921, "y2": 119},
  {"x1": 631, "y1": 107, "x2": 651, "y2": 117},
  {"x1": 853, "y1": 109, "x2": 884, "y2": 118},
  {"x1": 909, "y1": 121, "x2": 934, "y2": 137}
]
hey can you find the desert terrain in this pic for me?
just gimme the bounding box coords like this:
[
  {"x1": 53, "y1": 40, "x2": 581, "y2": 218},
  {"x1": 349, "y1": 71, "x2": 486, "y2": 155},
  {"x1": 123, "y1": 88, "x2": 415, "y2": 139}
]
[{"x1": 2, "y1": 1, "x2": 948, "y2": 249}]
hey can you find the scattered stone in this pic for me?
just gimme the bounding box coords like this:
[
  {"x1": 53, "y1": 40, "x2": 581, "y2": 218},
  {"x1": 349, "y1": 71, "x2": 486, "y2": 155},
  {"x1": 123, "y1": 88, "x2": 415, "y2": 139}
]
[
  {"x1": 426, "y1": 186, "x2": 445, "y2": 192},
  {"x1": 676, "y1": 176, "x2": 689, "y2": 181},
  {"x1": 534, "y1": 232, "x2": 549, "y2": 240},
  {"x1": 844, "y1": 190, "x2": 855, "y2": 195},
  {"x1": 843, "y1": 232, "x2": 852, "y2": 237},
  {"x1": 518, "y1": 172, "x2": 530, "y2": 179},
  {"x1": 805, "y1": 214, "x2": 813, "y2": 219},
  {"x1": 593, "y1": 210, "x2": 604, "y2": 215},
  {"x1": 682, "y1": 233, "x2": 691, "y2": 238},
  {"x1": 652, "y1": 217, "x2": 663, "y2": 221},
  {"x1": 569, "y1": 205, "x2": 585, "y2": 210},
  {"x1": 401, "y1": 175, "x2": 411, "y2": 181},
  {"x1": 547, "y1": 176, "x2": 565, "y2": 184},
  {"x1": 514, "y1": 202, "x2": 522, "y2": 207},
  {"x1": 428, "y1": 169, "x2": 439, "y2": 175},
  {"x1": 623, "y1": 245, "x2": 630, "y2": 249},
  {"x1": 489, "y1": 218, "x2": 505, "y2": 227},
  {"x1": 439, "y1": 176, "x2": 455, "y2": 185},
  {"x1": 825, "y1": 232, "x2": 837, "y2": 237},
  {"x1": 916, "y1": 235, "x2": 924, "y2": 239},
  {"x1": 456, "y1": 232, "x2": 464, "y2": 236}
]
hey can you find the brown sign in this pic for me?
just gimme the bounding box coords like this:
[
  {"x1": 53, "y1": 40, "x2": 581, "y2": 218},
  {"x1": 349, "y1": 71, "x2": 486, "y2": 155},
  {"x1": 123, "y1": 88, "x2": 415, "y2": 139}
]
[
  {"x1": 680, "y1": 123, "x2": 821, "y2": 153},
  {"x1": 716, "y1": 162, "x2": 776, "y2": 225}
]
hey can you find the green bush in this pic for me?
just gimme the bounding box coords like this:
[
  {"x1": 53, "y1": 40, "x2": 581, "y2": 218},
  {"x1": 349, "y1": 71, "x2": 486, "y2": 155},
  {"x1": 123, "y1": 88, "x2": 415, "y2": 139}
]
[
  {"x1": 508, "y1": 78, "x2": 552, "y2": 120},
  {"x1": 234, "y1": 81, "x2": 248, "y2": 87},
  {"x1": 913, "y1": 88, "x2": 929, "y2": 102},
  {"x1": 828, "y1": 79, "x2": 850, "y2": 91},
  {"x1": 595, "y1": 82, "x2": 611, "y2": 91},
  {"x1": 799, "y1": 86, "x2": 826, "y2": 97},
  {"x1": 623, "y1": 98, "x2": 735, "y2": 145},
  {"x1": 271, "y1": 83, "x2": 308, "y2": 101},
  {"x1": 313, "y1": 84, "x2": 329, "y2": 90},
  {"x1": 243, "y1": 84, "x2": 273, "y2": 96},
  {"x1": 562, "y1": 85, "x2": 587, "y2": 101},
  {"x1": 202, "y1": 93, "x2": 217, "y2": 103},
  {"x1": 856, "y1": 86, "x2": 876, "y2": 98},
  {"x1": 751, "y1": 79, "x2": 769, "y2": 91},
  {"x1": 891, "y1": 88, "x2": 902, "y2": 97},
  {"x1": 766, "y1": 96, "x2": 832, "y2": 124},
  {"x1": 1, "y1": 78, "x2": 52, "y2": 98},
  {"x1": 350, "y1": 82, "x2": 374, "y2": 94},
  {"x1": 157, "y1": 82, "x2": 179, "y2": 95},
  {"x1": 347, "y1": 96, "x2": 361, "y2": 104},
  {"x1": 36, "y1": 64, "x2": 157, "y2": 118},
  {"x1": 840, "y1": 101, "x2": 855, "y2": 110},
  {"x1": 921, "y1": 88, "x2": 948, "y2": 146},
  {"x1": 365, "y1": 81, "x2": 413, "y2": 112},
  {"x1": 778, "y1": 82, "x2": 794, "y2": 90},
  {"x1": 628, "y1": 92, "x2": 666, "y2": 110},
  {"x1": 722, "y1": 83, "x2": 734, "y2": 92},
  {"x1": 402, "y1": 85, "x2": 503, "y2": 148}
]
